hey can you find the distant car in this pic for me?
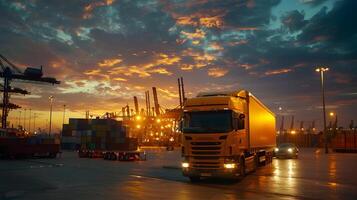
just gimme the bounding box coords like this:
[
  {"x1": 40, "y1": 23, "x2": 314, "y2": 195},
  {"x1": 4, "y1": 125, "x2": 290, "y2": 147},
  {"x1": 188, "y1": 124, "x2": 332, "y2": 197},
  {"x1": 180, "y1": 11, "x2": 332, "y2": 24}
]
[{"x1": 274, "y1": 143, "x2": 299, "y2": 159}]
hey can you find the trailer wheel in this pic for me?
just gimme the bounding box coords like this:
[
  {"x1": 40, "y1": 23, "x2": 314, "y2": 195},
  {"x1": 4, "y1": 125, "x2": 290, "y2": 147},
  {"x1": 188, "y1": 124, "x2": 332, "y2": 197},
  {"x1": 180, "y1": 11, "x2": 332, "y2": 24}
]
[
  {"x1": 112, "y1": 153, "x2": 118, "y2": 161},
  {"x1": 189, "y1": 176, "x2": 200, "y2": 182},
  {"x1": 105, "y1": 153, "x2": 110, "y2": 160},
  {"x1": 49, "y1": 153, "x2": 57, "y2": 158}
]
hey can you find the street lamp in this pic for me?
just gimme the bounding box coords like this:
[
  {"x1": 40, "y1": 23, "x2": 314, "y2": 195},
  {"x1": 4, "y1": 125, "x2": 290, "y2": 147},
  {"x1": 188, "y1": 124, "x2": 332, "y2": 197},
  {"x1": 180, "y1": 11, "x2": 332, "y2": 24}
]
[
  {"x1": 329, "y1": 112, "x2": 338, "y2": 131},
  {"x1": 49, "y1": 96, "x2": 54, "y2": 137},
  {"x1": 315, "y1": 67, "x2": 329, "y2": 154}
]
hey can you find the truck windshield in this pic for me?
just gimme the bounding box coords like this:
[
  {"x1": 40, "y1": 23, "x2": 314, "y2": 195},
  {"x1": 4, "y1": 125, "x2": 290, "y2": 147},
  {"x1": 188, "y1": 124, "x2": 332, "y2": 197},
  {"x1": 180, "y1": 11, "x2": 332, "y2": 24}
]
[{"x1": 183, "y1": 110, "x2": 232, "y2": 133}]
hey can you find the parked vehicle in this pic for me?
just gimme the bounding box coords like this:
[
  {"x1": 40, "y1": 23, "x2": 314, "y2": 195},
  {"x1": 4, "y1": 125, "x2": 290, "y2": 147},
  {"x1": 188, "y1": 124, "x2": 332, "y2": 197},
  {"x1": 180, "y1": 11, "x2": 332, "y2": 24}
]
[
  {"x1": 274, "y1": 143, "x2": 299, "y2": 159},
  {"x1": 181, "y1": 90, "x2": 276, "y2": 181},
  {"x1": 0, "y1": 129, "x2": 60, "y2": 159}
]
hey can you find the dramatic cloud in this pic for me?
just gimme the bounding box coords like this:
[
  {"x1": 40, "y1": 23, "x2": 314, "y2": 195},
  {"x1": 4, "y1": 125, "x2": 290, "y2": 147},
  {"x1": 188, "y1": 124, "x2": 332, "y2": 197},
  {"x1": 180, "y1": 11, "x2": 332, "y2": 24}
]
[{"x1": 0, "y1": 0, "x2": 356, "y2": 130}]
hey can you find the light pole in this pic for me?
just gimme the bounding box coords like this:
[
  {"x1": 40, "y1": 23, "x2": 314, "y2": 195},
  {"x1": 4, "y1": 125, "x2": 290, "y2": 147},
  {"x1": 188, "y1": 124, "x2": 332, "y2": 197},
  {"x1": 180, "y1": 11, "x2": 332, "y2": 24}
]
[
  {"x1": 29, "y1": 109, "x2": 31, "y2": 133},
  {"x1": 62, "y1": 104, "x2": 66, "y2": 134},
  {"x1": 33, "y1": 113, "x2": 37, "y2": 133},
  {"x1": 49, "y1": 96, "x2": 54, "y2": 137},
  {"x1": 329, "y1": 112, "x2": 338, "y2": 131},
  {"x1": 18, "y1": 111, "x2": 21, "y2": 130},
  {"x1": 24, "y1": 109, "x2": 27, "y2": 131},
  {"x1": 316, "y1": 67, "x2": 329, "y2": 154},
  {"x1": 62, "y1": 105, "x2": 66, "y2": 126}
]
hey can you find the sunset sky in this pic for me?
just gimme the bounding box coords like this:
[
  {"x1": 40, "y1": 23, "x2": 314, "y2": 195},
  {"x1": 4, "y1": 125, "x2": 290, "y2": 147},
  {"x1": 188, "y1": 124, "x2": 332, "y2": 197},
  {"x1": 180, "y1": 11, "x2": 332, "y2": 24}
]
[{"x1": 1, "y1": 0, "x2": 356, "y2": 132}]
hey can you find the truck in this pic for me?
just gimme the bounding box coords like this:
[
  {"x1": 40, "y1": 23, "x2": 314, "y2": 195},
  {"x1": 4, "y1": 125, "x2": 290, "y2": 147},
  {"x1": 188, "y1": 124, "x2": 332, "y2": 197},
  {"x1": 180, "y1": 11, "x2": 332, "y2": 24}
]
[
  {"x1": 181, "y1": 90, "x2": 276, "y2": 181},
  {"x1": 0, "y1": 129, "x2": 60, "y2": 158}
]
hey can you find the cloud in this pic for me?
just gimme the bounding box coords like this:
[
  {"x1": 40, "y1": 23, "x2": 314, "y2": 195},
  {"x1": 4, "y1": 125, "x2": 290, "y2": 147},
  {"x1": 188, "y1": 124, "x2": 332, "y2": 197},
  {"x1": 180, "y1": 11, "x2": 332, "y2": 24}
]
[
  {"x1": 181, "y1": 29, "x2": 206, "y2": 40},
  {"x1": 264, "y1": 68, "x2": 292, "y2": 76},
  {"x1": 281, "y1": 10, "x2": 307, "y2": 32},
  {"x1": 208, "y1": 67, "x2": 229, "y2": 77},
  {"x1": 98, "y1": 58, "x2": 122, "y2": 67},
  {"x1": 1, "y1": 0, "x2": 357, "y2": 128}
]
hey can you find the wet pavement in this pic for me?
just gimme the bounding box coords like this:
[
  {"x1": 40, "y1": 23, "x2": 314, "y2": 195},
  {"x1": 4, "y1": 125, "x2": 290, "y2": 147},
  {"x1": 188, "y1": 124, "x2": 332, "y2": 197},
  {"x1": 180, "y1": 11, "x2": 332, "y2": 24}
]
[{"x1": 0, "y1": 148, "x2": 357, "y2": 200}]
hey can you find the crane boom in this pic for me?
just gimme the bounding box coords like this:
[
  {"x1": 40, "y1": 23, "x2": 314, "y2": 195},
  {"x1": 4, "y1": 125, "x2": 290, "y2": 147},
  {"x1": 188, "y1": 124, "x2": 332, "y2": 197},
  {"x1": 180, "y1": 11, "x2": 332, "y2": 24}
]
[{"x1": 0, "y1": 54, "x2": 60, "y2": 128}]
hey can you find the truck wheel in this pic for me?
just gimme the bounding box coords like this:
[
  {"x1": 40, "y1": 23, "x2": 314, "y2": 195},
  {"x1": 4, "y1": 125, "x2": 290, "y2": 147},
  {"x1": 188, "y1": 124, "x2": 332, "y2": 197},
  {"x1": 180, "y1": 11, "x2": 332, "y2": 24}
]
[
  {"x1": 252, "y1": 155, "x2": 258, "y2": 172},
  {"x1": 239, "y1": 157, "x2": 245, "y2": 178},
  {"x1": 189, "y1": 176, "x2": 200, "y2": 182},
  {"x1": 49, "y1": 153, "x2": 57, "y2": 158}
]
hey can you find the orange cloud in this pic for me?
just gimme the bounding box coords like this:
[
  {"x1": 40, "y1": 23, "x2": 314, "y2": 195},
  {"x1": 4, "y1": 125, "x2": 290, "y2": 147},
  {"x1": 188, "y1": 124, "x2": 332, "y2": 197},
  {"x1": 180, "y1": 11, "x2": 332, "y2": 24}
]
[
  {"x1": 84, "y1": 69, "x2": 101, "y2": 76},
  {"x1": 199, "y1": 16, "x2": 223, "y2": 28},
  {"x1": 176, "y1": 16, "x2": 198, "y2": 26},
  {"x1": 209, "y1": 42, "x2": 224, "y2": 51},
  {"x1": 150, "y1": 68, "x2": 173, "y2": 75},
  {"x1": 240, "y1": 63, "x2": 256, "y2": 70},
  {"x1": 192, "y1": 40, "x2": 200, "y2": 45},
  {"x1": 181, "y1": 29, "x2": 206, "y2": 39},
  {"x1": 264, "y1": 68, "x2": 292, "y2": 76},
  {"x1": 158, "y1": 88, "x2": 179, "y2": 99},
  {"x1": 98, "y1": 58, "x2": 122, "y2": 67},
  {"x1": 182, "y1": 48, "x2": 216, "y2": 69},
  {"x1": 113, "y1": 77, "x2": 127, "y2": 82},
  {"x1": 84, "y1": 69, "x2": 110, "y2": 79},
  {"x1": 181, "y1": 64, "x2": 194, "y2": 71},
  {"x1": 156, "y1": 53, "x2": 181, "y2": 65},
  {"x1": 50, "y1": 58, "x2": 67, "y2": 68},
  {"x1": 208, "y1": 67, "x2": 228, "y2": 77}
]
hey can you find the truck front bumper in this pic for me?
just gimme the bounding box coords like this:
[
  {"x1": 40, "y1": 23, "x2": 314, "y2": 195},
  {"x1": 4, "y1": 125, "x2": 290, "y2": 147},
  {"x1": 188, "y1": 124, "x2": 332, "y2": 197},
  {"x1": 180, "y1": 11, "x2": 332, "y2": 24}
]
[{"x1": 182, "y1": 168, "x2": 240, "y2": 179}]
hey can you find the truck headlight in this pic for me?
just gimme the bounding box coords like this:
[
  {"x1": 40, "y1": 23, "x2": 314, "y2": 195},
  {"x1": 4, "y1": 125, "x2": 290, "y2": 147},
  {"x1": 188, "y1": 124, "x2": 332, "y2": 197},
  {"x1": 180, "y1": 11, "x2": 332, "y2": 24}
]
[
  {"x1": 224, "y1": 163, "x2": 236, "y2": 169},
  {"x1": 182, "y1": 162, "x2": 189, "y2": 168},
  {"x1": 275, "y1": 148, "x2": 279, "y2": 152},
  {"x1": 287, "y1": 148, "x2": 293, "y2": 153}
]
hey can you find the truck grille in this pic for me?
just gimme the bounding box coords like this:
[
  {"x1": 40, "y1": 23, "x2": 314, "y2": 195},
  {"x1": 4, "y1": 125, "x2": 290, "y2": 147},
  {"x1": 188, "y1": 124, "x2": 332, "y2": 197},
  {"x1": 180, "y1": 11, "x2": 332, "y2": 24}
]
[
  {"x1": 190, "y1": 141, "x2": 222, "y2": 169},
  {"x1": 191, "y1": 142, "x2": 221, "y2": 145},
  {"x1": 192, "y1": 151, "x2": 220, "y2": 155}
]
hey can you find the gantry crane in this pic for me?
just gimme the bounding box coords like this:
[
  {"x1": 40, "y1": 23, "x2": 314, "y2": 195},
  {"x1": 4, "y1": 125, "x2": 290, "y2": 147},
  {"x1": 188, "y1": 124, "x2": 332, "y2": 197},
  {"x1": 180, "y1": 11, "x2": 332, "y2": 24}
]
[{"x1": 0, "y1": 54, "x2": 60, "y2": 128}]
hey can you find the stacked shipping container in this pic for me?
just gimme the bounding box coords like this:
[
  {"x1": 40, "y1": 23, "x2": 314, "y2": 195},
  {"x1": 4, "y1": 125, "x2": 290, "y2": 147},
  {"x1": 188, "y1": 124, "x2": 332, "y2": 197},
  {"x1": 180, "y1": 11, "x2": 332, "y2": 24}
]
[{"x1": 61, "y1": 118, "x2": 137, "y2": 151}]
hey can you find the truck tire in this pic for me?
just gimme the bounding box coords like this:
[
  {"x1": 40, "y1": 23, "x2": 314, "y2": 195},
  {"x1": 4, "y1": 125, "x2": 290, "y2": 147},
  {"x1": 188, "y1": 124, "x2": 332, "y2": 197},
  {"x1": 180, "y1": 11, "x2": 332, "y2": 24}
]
[
  {"x1": 252, "y1": 155, "x2": 258, "y2": 172},
  {"x1": 49, "y1": 153, "x2": 57, "y2": 158},
  {"x1": 189, "y1": 176, "x2": 200, "y2": 182},
  {"x1": 239, "y1": 157, "x2": 245, "y2": 178}
]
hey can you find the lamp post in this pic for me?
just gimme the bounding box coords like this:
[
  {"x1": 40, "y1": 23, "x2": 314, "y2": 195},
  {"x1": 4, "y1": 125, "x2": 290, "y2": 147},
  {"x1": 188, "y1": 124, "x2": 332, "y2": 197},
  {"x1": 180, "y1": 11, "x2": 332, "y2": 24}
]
[
  {"x1": 18, "y1": 111, "x2": 21, "y2": 130},
  {"x1": 33, "y1": 113, "x2": 37, "y2": 133},
  {"x1": 24, "y1": 108, "x2": 26, "y2": 130},
  {"x1": 316, "y1": 67, "x2": 329, "y2": 154},
  {"x1": 29, "y1": 109, "x2": 31, "y2": 133},
  {"x1": 49, "y1": 96, "x2": 54, "y2": 137},
  {"x1": 62, "y1": 104, "x2": 66, "y2": 134},
  {"x1": 329, "y1": 112, "x2": 338, "y2": 131}
]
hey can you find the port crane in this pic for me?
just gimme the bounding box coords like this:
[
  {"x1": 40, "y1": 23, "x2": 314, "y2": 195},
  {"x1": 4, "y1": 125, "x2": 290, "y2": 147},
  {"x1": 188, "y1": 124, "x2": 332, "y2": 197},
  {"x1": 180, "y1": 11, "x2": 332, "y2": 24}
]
[{"x1": 0, "y1": 54, "x2": 60, "y2": 129}]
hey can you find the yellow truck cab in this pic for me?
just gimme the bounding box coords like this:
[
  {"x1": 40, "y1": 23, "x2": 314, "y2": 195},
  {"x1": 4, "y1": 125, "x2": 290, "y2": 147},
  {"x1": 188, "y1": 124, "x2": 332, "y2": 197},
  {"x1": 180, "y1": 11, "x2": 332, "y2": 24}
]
[{"x1": 181, "y1": 90, "x2": 276, "y2": 181}]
